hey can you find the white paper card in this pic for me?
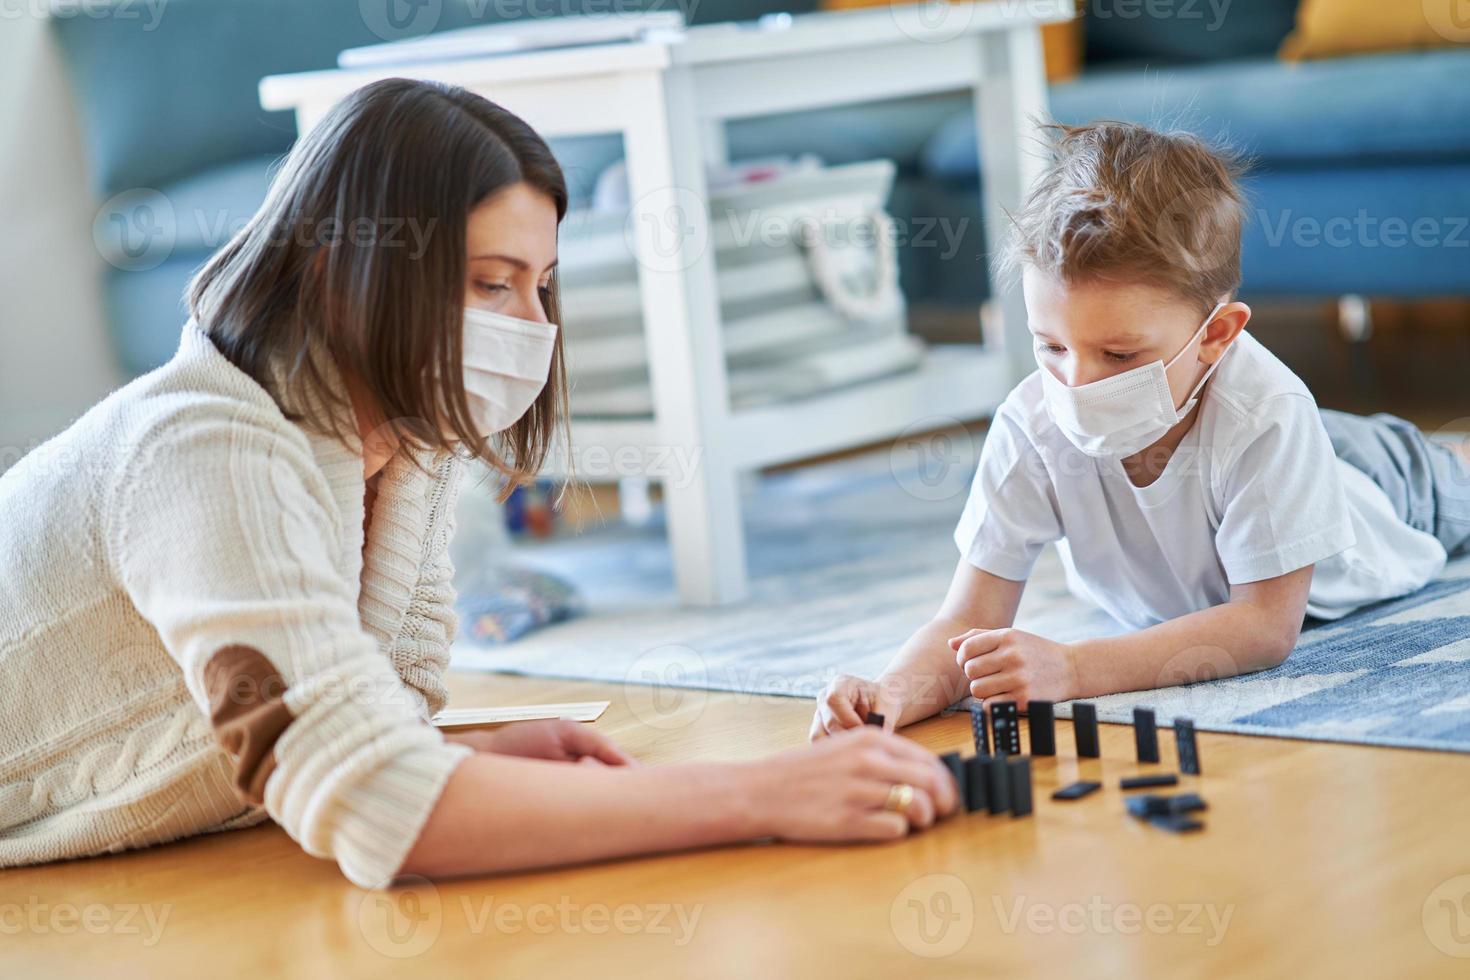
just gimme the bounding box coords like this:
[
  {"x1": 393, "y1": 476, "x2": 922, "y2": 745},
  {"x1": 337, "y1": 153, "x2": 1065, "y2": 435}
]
[{"x1": 432, "y1": 701, "x2": 611, "y2": 727}]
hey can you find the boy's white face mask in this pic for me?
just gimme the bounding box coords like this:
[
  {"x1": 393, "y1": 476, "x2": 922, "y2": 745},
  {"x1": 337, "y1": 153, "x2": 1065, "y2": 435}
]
[
  {"x1": 1037, "y1": 301, "x2": 1228, "y2": 460},
  {"x1": 462, "y1": 306, "x2": 558, "y2": 434}
]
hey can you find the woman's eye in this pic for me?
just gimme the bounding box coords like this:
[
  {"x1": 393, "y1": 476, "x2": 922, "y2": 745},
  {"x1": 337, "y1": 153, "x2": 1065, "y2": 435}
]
[
  {"x1": 475, "y1": 281, "x2": 510, "y2": 294},
  {"x1": 1036, "y1": 344, "x2": 1065, "y2": 355},
  {"x1": 1104, "y1": 351, "x2": 1138, "y2": 363}
]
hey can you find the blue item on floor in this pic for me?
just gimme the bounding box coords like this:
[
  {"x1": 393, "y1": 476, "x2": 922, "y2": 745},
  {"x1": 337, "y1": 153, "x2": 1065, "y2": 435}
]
[{"x1": 455, "y1": 566, "x2": 583, "y2": 646}]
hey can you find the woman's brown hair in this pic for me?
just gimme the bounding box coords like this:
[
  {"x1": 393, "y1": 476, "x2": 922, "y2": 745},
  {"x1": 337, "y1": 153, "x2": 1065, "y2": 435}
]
[{"x1": 188, "y1": 77, "x2": 568, "y2": 493}]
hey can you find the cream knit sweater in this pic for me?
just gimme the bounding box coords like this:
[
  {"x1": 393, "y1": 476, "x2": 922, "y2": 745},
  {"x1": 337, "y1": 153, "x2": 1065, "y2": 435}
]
[{"x1": 0, "y1": 318, "x2": 473, "y2": 887}]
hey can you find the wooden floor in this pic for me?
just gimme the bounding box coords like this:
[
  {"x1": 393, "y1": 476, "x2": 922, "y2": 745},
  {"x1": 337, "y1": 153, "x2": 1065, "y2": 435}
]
[{"x1": 7, "y1": 671, "x2": 1470, "y2": 978}]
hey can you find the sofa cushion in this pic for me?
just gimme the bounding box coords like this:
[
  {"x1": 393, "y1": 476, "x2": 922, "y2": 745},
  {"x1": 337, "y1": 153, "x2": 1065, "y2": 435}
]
[
  {"x1": 922, "y1": 49, "x2": 1470, "y2": 179},
  {"x1": 1234, "y1": 163, "x2": 1470, "y2": 297},
  {"x1": 1281, "y1": 0, "x2": 1470, "y2": 61}
]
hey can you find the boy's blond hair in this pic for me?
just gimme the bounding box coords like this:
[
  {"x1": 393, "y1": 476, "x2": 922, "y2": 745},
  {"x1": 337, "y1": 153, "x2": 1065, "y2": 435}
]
[{"x1": 1002, "y1": 121, "x2": 1247, "y2": 314}]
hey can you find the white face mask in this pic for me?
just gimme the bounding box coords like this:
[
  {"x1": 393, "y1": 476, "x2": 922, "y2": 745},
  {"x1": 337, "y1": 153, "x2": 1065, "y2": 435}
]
[
  {"x1": 462, "y1": 306, "x2": 558, "y2": 434},
  {"x1": 1037, "y1": 301, "x2": 1228, "y2": 459}
]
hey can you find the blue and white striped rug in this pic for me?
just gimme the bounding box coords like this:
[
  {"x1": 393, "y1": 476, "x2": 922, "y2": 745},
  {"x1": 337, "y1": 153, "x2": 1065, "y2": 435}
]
[{"x1": 452, "y1": 448, "x2": 1470, "y2": 753}]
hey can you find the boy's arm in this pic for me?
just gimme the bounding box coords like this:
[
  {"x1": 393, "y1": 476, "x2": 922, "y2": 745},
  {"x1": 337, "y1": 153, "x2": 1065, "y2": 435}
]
[
  {"x1": 810, "y1": 560, "x2": 1026, "y2": 738},
  {"x1": 956, "y1": 565, "x2": 1313, "y2": 707},
  {"x1": 1067, "y1": 565, "x2": 1313, "y2": 699},
  {"x1": 882, "y1": 561, "x2": 1027, "y2": 726}
]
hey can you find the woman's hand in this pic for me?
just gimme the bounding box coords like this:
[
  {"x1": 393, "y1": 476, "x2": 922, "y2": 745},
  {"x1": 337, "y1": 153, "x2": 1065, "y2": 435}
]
[
  {"x1": 810, "y1": 674, "x2": 902, "y2": 740},
  {"x1": 444, "y1": 720, "x2": 636, "y2": 766},
  {"x1": 950, "y1": 627, "x2": 1078, "y2": 708},
  {"x1": 743, "y1": 728, "x2": 959, "y2": 841}
]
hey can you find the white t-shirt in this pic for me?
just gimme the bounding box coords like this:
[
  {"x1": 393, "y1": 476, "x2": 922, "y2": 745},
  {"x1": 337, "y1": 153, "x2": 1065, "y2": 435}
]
[{"x1": 954, "y1": 330, "x2": 1447, "y2": 629}]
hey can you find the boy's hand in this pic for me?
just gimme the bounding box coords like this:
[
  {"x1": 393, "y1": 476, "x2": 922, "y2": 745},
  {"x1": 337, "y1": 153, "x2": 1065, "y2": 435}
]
[
  {"x1": 950, "y1": 628, "x2": 1079, "y2": 708},
  {"x1": 810, "y1": 674, "x2": 900, "y2": 740}
]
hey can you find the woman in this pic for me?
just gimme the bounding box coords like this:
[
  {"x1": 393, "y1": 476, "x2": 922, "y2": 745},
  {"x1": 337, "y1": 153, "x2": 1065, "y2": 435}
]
[{"x1": 0, "y1": 79, "x2": 955, "y2": 887}]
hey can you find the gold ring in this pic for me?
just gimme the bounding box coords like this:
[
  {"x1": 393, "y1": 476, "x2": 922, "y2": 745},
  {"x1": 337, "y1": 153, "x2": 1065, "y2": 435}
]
[{"x1": 884, "y1": 783, "x2": 915, "y2": 815}]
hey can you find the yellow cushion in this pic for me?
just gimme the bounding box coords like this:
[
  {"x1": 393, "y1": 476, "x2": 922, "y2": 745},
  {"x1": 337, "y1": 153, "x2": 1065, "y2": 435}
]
[
  {"x1": 1280, "y1": 0, "x2": 1470, "y2": 61},
  {"x1": 818, "y1": 0, "x2": 1085, "y2": 82}
]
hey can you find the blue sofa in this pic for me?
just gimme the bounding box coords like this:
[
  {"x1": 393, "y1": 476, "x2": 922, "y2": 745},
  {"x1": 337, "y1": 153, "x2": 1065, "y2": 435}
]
[
  {"x1": 53, "y1": 0, "x2": 1470, "y2": 377},
  {"x1": 923, "y1": 46, "x2": 1470, "y2": 299}
]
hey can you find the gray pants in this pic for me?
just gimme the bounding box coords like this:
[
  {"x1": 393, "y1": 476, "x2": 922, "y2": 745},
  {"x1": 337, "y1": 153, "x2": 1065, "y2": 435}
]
[{"x1": 1321, "y1": 409, "x2": 1470, "y2": 558}]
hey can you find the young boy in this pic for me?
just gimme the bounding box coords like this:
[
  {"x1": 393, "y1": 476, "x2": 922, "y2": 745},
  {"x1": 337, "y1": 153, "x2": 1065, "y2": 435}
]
[{"x1": 811, "y1": 121, "x2": 1470, "y2": 738}]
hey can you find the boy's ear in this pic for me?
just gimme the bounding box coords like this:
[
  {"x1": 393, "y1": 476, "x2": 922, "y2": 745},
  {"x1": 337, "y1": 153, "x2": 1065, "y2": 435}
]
[{"x1": 1202, "y1": 301, "x2": 1250, "y2": 362}]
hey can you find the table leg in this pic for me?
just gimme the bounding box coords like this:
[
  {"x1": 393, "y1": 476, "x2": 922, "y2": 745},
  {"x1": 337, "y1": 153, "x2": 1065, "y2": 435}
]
[
  {"x1": 975, "y1": 24, "x2": 1052, "y2": 383},
  {"x1": 621, "y1": 67, "x2": 749, "y2": 606}
]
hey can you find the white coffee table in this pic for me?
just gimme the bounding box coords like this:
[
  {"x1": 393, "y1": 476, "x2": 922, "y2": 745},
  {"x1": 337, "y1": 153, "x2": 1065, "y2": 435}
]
[{"x1": 261, "y1": 1, "x2": 1066, "y2": 605}]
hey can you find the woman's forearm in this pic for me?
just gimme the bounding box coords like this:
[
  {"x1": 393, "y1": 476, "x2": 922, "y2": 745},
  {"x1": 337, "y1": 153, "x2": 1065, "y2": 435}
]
[{"x1": 399, "y1": 753, "x2": 762, "y2": 878}]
